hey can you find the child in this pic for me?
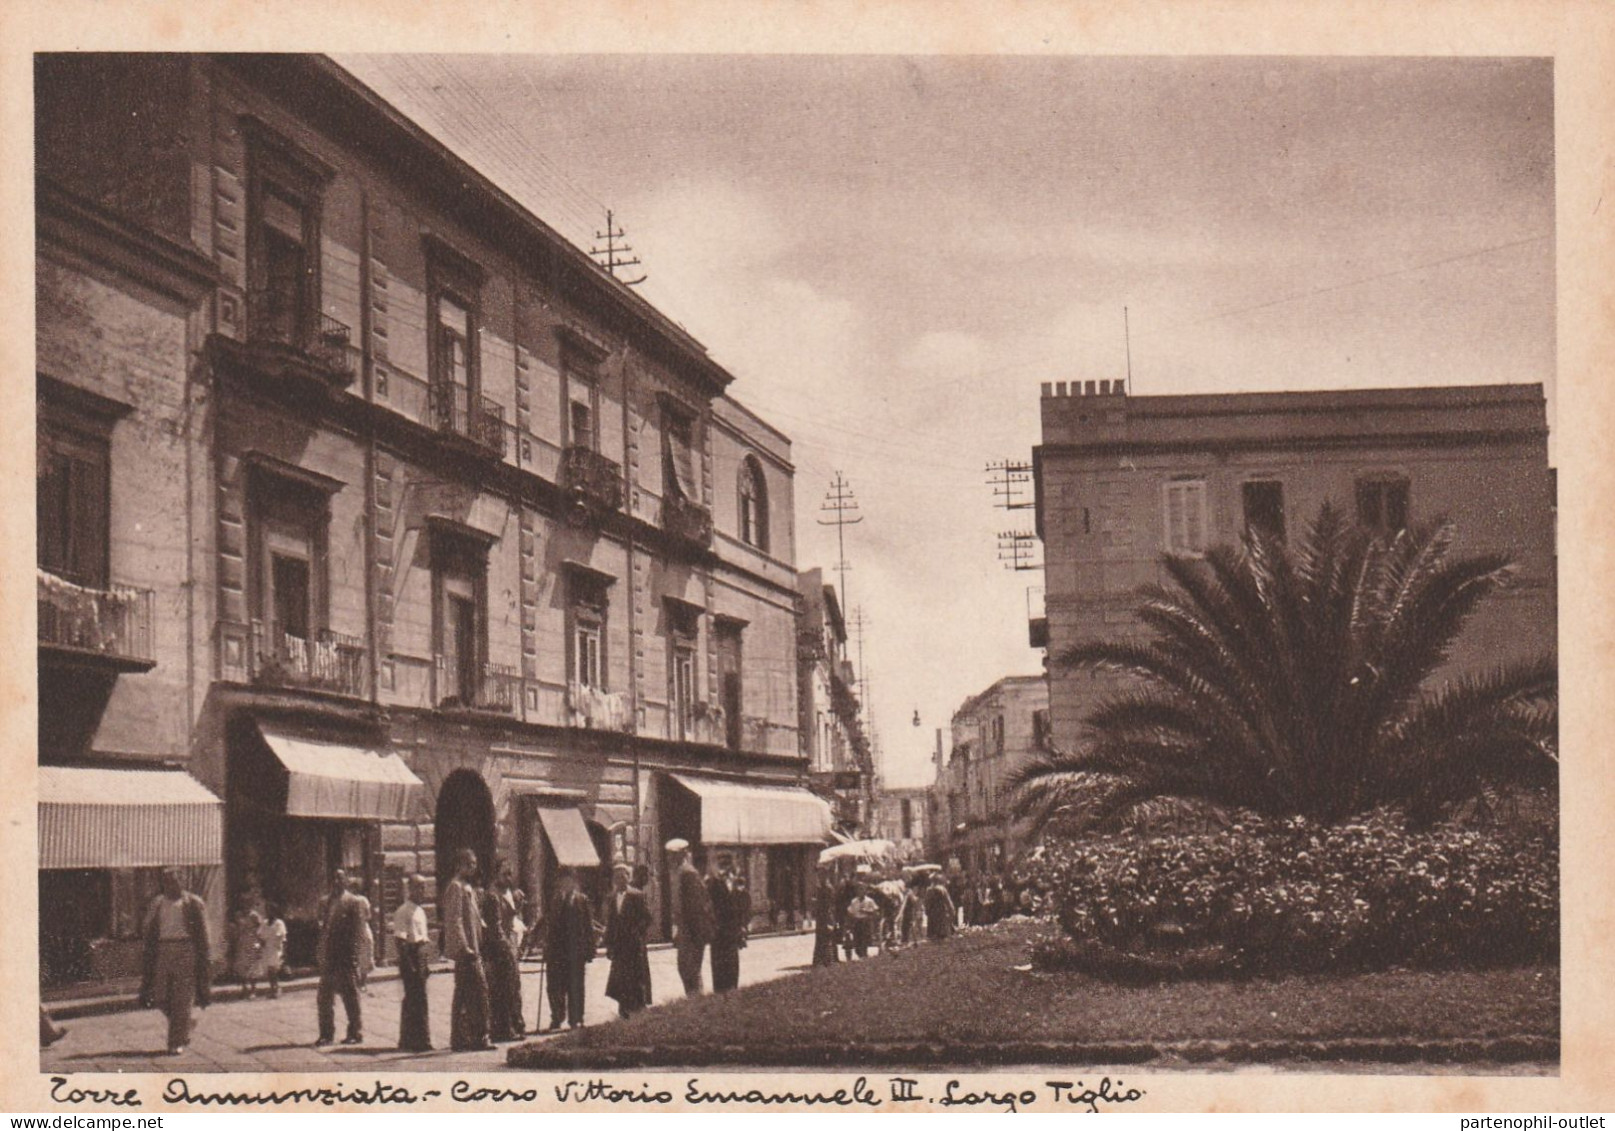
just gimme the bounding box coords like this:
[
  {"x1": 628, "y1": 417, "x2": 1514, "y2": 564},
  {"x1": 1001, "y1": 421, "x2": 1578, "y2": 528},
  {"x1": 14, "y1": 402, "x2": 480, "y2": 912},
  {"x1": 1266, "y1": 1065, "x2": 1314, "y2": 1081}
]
[
  {"x1": 234, "y1": 907, "x2": 265, "y2": 998},
  {"x1": 257, "y1": 904, "x2": 287, "y2": 999}
]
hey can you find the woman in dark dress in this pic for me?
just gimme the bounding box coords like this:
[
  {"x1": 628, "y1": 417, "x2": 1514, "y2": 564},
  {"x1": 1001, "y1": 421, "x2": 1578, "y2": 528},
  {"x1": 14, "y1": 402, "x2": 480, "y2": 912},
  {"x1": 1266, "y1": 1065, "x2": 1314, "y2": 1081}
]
[
  {"x1": 811, "y1": 866, "x2": 840, "y2": 967},
  {"x1": 603, "y1": 863, "x2": 653, "y2": 1017}
]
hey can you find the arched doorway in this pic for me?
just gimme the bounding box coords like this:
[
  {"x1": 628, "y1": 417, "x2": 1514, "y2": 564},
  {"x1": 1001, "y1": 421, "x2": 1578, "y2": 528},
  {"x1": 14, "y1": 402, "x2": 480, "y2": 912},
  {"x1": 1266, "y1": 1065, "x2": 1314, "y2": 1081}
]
[{"x1": 435, "y1": 769, "x2": 495, "y2": 895}]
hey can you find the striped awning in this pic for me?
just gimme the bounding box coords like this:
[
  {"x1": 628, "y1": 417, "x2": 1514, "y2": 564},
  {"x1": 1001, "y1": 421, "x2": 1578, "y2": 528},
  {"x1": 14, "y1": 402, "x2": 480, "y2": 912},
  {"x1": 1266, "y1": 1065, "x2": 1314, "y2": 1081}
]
[
  {"x1": 257, "y1": 725, "x2": 424, "y2": 821},
  {"x1": 535, "y1": 806, "x2": 602, "y2": 869},
  {"x1": 39, "y1": 765, "x2": 222, "y2": 870},
  {"x1": 670, "y1": 774, "x2": 834, "y2": 846}
]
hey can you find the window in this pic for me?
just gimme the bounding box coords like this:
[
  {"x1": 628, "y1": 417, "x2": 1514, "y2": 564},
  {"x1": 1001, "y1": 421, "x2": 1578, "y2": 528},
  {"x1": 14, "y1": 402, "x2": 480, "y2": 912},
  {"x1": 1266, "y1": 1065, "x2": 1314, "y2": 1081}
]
[
  {"x1": 1242, "y1": 479, "x2": 1286, "y2": 542},
  {"x1": 245, "y1": 122, "x2": 325, "y2": 349},
  {"x1": 426, "y1": 237, "x2": 484, "y2": 423},
  {"x1": 249, "y1": 469, "x2": 330, "y2": 651},
  {"x1": 1163, "y1": 479, "x2": 1208, "y2": 556},
  {"x1": 738, "y1": 456, "x2": 769, "y2": 551},
  {"x1": 716, "y1": 619, "x2": 744, "y2": 750},
  {"x1": 672, "y1": 643, "x2": 697, "y2": 742},
  {"x1": 567, "y1": 568, "x2": 612, "y2": 691},
  {"x1": 1356, "y1": 475, "x2": 1410, "y2": 536},
  {"x1": 663, "y1": 404, "x2": 698, "y2": 501},
  {"x1": 37, "y1": 421, "x2": 109, "y2": 587},
  {"x1": 431, "y1": 527, "x2": 489, "y2": 707},
  {"x1": 666, "y1": 599, "x2": 701, "y2": 741},
  {"x1": 564, "y1": 350, "x2": 599, "y2": 451}
]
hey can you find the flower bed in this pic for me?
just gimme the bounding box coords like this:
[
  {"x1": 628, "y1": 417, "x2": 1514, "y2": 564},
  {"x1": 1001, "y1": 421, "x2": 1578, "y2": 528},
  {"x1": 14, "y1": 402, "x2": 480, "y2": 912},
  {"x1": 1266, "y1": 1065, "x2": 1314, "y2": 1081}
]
[{"x1": 1029, "y1": 809, "x2": 1557, "y2": 979}]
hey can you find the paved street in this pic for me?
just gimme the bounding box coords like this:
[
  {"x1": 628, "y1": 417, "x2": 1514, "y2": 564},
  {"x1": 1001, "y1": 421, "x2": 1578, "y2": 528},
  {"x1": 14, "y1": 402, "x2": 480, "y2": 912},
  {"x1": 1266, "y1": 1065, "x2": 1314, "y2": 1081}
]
[{"x1": 42, "y1": 932, "x2": 816, "y2": 1075}]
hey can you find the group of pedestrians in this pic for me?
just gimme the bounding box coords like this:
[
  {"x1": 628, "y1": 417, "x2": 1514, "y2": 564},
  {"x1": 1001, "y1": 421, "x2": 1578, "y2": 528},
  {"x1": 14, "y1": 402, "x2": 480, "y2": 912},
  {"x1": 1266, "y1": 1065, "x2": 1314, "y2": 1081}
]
[
  {"x1": 811, "y1": 863, "x2": 960, "y2": 968},
  {"x1": 73, "y1": 839, "x2": 788, "y2": 1059}
]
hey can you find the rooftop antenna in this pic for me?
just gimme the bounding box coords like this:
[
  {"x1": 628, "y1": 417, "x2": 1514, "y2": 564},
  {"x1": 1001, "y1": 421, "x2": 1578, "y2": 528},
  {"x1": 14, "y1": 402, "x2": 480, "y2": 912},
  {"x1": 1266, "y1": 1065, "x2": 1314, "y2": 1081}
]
[
  {"x1": 590, "y1": 209, "x2": 648, "y2": 286},
  {"x1": 1124, "y1": 305, "x2": 1133, "y2": 392}
]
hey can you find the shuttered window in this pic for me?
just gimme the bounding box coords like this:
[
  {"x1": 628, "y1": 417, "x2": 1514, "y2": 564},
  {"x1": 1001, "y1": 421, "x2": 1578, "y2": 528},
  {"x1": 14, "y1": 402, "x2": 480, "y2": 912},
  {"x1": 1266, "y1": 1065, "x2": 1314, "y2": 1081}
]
[
  {"x1": 1163, "y1": 479, "x2": 1208, "y2": 556},
  {"x1": 664, "y1": 409, "x2": 698, "y2": 500},
  {"x1": 37, "y1": 424, "x2": 109, "y2": 588}
]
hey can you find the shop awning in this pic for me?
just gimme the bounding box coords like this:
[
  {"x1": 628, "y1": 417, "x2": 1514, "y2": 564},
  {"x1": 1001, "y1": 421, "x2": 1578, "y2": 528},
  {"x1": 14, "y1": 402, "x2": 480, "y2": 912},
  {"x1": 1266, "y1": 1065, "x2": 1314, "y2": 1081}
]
[
  {"x1": 39, "y1": 765, "x2": 222, "y2": 870},
  {"x1": 257, "y1": 725, "x2": 424, "y2": 821},
  {"x1": 535, "y1": 805, "x2": 602, "y2": 869},
  {"x1": 670, "y1": 774, "x2": 835, "y2": 846}
]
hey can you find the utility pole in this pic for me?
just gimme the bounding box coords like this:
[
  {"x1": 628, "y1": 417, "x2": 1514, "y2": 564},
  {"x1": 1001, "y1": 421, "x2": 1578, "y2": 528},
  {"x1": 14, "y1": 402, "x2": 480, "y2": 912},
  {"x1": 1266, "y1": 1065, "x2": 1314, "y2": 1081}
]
[
  {"x1": 984, "y1": 459, "x2": 1035, "y2": 511},
  {"x1": 997, "y1": 530, "x2": 1042, "y2": 571},
  {"x1": 590, "y1": 209, "x2": 647, "y2": 286},
  {"x1": 817, "y1": 471, "x2": 863, "y2": 616}
]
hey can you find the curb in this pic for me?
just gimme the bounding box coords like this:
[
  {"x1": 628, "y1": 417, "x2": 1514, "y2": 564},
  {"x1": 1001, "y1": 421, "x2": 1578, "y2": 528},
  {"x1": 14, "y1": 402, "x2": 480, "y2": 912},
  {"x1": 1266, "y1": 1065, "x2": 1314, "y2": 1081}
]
[{"x1": 506, "y1": 1034, "x2": 1560, "y2": 1070}]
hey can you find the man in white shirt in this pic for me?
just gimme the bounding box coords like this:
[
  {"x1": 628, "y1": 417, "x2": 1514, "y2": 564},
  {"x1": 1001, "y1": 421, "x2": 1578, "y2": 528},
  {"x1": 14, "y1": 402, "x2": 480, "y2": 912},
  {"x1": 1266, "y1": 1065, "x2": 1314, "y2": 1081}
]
[{"x1": 391, "y1": 875, "x2": 431, "y2": 1052}]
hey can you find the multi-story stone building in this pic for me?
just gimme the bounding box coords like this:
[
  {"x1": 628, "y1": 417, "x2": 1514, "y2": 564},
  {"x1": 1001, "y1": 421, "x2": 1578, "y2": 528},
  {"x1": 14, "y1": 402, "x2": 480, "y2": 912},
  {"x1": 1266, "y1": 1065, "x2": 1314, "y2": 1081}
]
[
  {"x1": 36, "y1": 53, "x2": 826, "y2": 985},
  {"x1": 869, "y1": 786, "x2": 929, "y2": 860},
  {"x1": 932, "y1": 675, "x2": 1050, "y2": 873},
  {"x1": 1033, "y1": 379, "x2": 1557, "y2": 755},
  {"x1": 796, "y1": 568, "x2": 873, "y2": 836}
]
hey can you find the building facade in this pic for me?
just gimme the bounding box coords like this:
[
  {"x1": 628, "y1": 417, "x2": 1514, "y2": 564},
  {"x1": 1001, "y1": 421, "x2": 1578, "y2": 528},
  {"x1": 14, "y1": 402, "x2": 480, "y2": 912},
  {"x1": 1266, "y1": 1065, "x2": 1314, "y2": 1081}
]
[
  {"x1": 869, "y1": 786, "x2": 929, "y2": 860},
  {"x1": 932, "y1": 676, "x2": 1050, "y2": 874},
  {"x1": 795, "y1": 568, "x2": 874, "y2": 836},
  {"x1": 36, "y1": 53, "x2": 825, "y2": 986},
  {"x1": 1033, "y1": 379, "x2": 1557, "y2": 755}
]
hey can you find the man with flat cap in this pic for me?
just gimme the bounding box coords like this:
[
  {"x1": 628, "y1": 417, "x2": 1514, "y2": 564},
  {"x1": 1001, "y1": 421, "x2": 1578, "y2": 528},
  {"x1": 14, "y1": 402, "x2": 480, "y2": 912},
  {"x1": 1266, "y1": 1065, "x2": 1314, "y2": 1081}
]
[{"x1": 666, "y1": 838, "x2": 714, "y2": 995}]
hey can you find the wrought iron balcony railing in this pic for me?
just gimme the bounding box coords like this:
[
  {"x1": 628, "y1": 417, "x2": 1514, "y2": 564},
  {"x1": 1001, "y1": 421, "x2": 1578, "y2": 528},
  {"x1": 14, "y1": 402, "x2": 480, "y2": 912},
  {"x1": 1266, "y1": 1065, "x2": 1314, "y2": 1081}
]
[
  {"x1": 243, "y1": 295, "x2": 359, "y2": 387},
  {"x1": 250, "y1": 621, "x2": 368, "y2": 698},
  {"x1": 434, "y1": 656, "x2": 521, "y2": 714},
  {"x1": 37, "y1": 569, "x2": 155, "y2": 668},
  {"x1": 428, "y1": 382, "x2": 507, "y2": 458},
  {"x1": 661, "y1": 492, "x2": 713, "y2": 548},
  {"x1": 560, "y1": 445, "x2": 625, "y2": 514}
]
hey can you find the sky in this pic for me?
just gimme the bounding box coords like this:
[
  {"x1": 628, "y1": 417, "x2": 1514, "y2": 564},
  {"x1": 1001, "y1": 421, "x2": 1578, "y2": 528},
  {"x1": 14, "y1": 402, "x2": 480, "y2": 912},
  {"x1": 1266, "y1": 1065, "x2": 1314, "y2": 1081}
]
[{"x1": 337, "y1": 55, "x2": 1556, "y2": 789}]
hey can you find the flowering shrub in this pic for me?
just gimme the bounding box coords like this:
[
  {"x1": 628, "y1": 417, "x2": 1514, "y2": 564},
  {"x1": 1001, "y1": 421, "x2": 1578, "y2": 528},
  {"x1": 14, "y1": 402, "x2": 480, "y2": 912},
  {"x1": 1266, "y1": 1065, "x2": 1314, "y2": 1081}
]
[{"x1": 1028, "y1": 808, "x2": 1557, "y2": 978}]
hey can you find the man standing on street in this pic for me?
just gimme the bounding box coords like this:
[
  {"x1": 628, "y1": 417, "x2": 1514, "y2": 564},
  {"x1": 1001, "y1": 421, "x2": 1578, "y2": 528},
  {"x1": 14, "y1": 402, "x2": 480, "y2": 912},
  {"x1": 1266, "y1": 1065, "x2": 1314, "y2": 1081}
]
[
  {"x1": 315, "y1": 868, "x2": 365, "y2": 1046},
  {"x1": 442, "y1": 848, "x2": 490, "y2": 1051},
  {"x1": 604, "y1": 863, "x2": 653, "y2": 1018},
  {"x1": 666, "y1": 838, "x2": 714, "y2": 994},
  {"x1": 391, "y1": 874, "x2": 432, "y2": 1052},
  {"x1": 140, "y1": 868, "x2": 211, "y2": 1055},
  {"x1": 543, "y1": 868, "x2": 596, "y2": 1030},
  {"x1": 706, "y1": 851, "x2": 750, "y2": 993}
]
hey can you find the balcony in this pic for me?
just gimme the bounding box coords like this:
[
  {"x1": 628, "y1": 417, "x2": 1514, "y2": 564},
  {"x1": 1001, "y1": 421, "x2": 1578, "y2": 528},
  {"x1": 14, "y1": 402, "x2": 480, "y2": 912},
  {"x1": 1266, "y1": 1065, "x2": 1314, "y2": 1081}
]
[
  {"x1": 560, "y1": 445, "x2": 625, "y2": 519},
  {"x1": 567, "y1": 681, "x2": 632, "y2": 732},
  {"x1": 434, "y1": 656, "x2": 521, "y2": 715},
  {"x1": 661, "y1": 492, "x2": 713, "y2": 548},
  {"x1": 428, "y1": 382, "x2": 507, "y2": 458},
  {"x1": 250, "y1": 621, "x2": 368, "y2": 698},
  {"x1": 239, "y1": 300, "x2": 359, "y2": 390},
  {"x1": 37, "y1": 569, "x2": 155, "y2": 673}
]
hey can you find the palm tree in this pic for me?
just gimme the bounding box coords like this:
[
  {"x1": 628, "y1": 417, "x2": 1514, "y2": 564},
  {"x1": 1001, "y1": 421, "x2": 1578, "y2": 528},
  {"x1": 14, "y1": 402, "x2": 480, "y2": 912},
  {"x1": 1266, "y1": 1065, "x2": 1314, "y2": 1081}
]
[{"x1": 1012, "y1": 503, "x2": 1556, "y2": 832}]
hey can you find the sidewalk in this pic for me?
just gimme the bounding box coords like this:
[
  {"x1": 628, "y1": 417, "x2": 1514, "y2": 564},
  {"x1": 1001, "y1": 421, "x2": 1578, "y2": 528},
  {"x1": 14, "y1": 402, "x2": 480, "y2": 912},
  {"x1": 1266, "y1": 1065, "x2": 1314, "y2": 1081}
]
[
  {"x1": 43, "y1": 928, "x2": 813, "y2": 1021},
  {"x1": 42, "y1": 931, "x2": 818, "y2": 1075}
]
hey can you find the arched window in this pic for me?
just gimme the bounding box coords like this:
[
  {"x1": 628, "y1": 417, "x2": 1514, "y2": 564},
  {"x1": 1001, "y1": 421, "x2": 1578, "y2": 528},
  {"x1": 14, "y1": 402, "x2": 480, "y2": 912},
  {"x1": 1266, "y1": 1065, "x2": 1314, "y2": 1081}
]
[{"x1": 738, "y1": 456, "x2": 769, "y2": 551}]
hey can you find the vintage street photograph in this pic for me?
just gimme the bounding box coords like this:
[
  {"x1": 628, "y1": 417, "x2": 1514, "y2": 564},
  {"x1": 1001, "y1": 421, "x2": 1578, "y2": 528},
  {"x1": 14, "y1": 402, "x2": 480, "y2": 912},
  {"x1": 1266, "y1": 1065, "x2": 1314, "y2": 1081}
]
[{"x1": 34, "y1": 51, "x2": 1559, "y2": 1078}]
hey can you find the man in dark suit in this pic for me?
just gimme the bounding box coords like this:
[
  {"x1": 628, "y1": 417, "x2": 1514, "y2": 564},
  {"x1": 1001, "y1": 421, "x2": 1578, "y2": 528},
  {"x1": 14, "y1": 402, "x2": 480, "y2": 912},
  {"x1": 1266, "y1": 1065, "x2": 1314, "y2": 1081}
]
[
  {"x1": 543, "y1": 868, "x2": 596, "y2": 1030},
  {"x1": 706, "y1": 851, "x2": 750, "y2": 993},
  {"x1": 603, "y1": 863, "x2": 653, "y2": 1017},
  {"x1": 667, "y1": 838, "x2": 714, "y2": 994},
  {"x1": 315, "y1": 868, "x2": 366, "y2": 1046}
]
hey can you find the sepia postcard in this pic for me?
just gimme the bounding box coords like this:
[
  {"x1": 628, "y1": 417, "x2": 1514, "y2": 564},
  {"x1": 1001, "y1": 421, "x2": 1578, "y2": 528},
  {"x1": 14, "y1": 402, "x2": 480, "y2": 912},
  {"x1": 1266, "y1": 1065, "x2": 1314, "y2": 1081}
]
[{"x1": 3, "y1": 0, "x2": 1613, "y2": 1115}]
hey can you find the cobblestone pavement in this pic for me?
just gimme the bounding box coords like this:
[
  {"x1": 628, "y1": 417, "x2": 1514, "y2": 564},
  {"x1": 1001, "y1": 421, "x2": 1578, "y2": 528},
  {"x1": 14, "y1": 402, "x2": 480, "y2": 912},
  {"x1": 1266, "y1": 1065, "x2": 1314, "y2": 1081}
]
[{"x1": 42, "y1": 932, "x2": 816, "y2": 1075}]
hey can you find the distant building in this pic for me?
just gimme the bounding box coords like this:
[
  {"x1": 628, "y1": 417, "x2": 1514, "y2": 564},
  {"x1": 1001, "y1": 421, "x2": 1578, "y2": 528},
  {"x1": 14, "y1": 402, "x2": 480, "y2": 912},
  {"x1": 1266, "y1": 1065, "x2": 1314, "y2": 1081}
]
[
  {"x1": 36, "y1": 53, "x2": 828, "y2": 989},
  {"x1": 932, "y1": 676, "x2": 1050, "y2": 873},
  {"x1": 796, "y1": 568, "x2": 874, "y2": 835},
  {"x1": 870, "y1": 786, "x2": 929, "y2": 859},
  {"x1": 1033, "y1": 380, "x2": 1556, "y2": 755}
]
